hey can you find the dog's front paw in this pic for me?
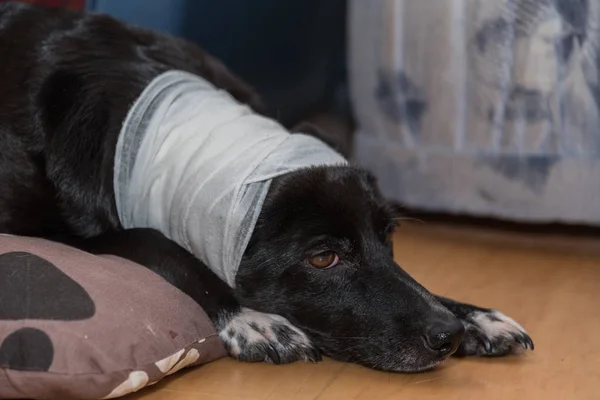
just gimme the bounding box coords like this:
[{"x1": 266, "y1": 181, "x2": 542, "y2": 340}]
[
  {"x1": 218, "y1": 308, "x2": 321, "y2": 364},
  {"x1": 456, "y1": 309, "x2": 534, "y2": 357}
]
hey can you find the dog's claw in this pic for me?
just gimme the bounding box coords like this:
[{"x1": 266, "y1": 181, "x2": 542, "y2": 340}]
[
  {"x1": 474, "y1": 331, "x2": 492, "y2": 354},
  {"x1": 266, "y1": 345, "x2": 282, "y2": 364},
  {"x1": 306, "y1": 347, "x2": 322, "y2": 363},
  {"x1": 511, "y1": 333, "x2": 524, "y2": 349},
  {"x1": 521, "y1": 334, "x2": 535, "y2": 350},
  {"x1": 525, "y1": 335, "x2": 534, "y2": 350},
  {"x1": 483, "y1": 337, "x2": 492, "y2": 353},
  {"x1": 511, "y1": 331, "x2": 535, "y2": 352}
]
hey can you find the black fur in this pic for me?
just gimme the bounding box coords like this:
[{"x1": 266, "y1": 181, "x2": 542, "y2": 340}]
[{"x1": 0, "y1": 2, "x2": 533, "y2": 372}]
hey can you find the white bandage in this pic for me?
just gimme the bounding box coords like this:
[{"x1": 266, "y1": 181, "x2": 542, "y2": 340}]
[{"x1": 114, "y1": 70, "x2": 347, "y2": 287}]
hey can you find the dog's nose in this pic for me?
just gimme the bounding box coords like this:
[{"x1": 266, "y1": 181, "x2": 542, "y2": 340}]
[{"x1": 424, "y1": 318, "x2": 464, "y2": 358}]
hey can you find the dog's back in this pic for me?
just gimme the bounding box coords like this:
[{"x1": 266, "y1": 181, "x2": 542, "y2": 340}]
[{"x1": 0, "y1": 2, "x2": 260, "y2": 238}]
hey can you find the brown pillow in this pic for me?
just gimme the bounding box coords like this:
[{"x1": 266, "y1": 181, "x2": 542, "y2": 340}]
[{"x1": 0, "y1": 234, "x2": 226, "y2": 399}]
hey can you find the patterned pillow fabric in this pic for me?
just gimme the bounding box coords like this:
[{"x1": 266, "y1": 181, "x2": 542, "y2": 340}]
[{"x1": 0, "y1": 234, "x2": 226, "y2": 399}]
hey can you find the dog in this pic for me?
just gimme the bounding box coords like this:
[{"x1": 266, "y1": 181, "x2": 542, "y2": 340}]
[{"x1": 0, "y1": 2, "x2": 533, "y2": 373}]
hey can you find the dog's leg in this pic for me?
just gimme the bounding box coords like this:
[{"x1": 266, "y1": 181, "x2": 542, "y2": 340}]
[
  {"x1": 435, "y1": 296, "x2": 534, "y2": 357},
  {"x1": 65, "y1": 228, "x2": 321, "y2": 364}
]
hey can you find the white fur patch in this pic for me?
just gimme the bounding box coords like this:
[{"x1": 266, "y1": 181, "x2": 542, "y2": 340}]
[{"x1": 471, "y1": 310, "x2": 527, "y2": 340}]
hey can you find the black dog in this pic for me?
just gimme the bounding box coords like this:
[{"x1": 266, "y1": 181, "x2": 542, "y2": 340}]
[{"x1": 0, "y1": 2, "x2": 532, "y2": 372}]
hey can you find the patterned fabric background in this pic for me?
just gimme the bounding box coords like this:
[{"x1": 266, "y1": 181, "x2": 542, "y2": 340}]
[{"x1": 349, "y1": 0, "x2": 600, "y2": 225}]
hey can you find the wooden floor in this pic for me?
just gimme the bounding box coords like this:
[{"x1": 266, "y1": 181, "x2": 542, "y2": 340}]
[{"x1": 127, "y1": 221, "x2": 600, "y2": 400}]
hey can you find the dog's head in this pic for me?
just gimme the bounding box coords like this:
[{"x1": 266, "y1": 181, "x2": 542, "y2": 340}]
[{"x1": 236, "y1": 164, "x2": 464, "y2": 372}]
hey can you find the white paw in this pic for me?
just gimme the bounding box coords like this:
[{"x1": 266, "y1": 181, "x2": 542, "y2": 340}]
[
  {"x1": 461, "y1": 310, "x2": 534, "y2": 357},
  {"x1": 218, "y1": 308, "x2": 321, "y2": 364}
]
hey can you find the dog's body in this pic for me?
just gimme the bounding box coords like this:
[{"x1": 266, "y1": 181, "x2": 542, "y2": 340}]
[{"x1": 0, "y1": 2, "x2": 532, "y2": 372}]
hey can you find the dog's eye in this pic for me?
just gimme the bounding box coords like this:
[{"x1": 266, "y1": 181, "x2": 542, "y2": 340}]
[{"x1": 308, "y1": 251, "x2": 339, "y2": 269}]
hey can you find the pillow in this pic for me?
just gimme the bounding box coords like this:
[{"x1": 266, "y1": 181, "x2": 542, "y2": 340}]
[{"x1": 0, "y1": 234, "x2": 227, "y2": 399}]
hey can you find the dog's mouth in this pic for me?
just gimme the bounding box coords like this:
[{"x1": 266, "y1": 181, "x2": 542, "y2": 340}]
[
  {"x1": 306, "y1": 329, "x2": 463, "y2": 374},
  {"x1": 393, "y1": 360, "x2": 444, "y2": 374},
  {"x1": 364, "y1": 353, "x2": 452, "y2": 374},
  {"x1": 390, "y1": 344, "x2": 459, "y2": 373}
]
